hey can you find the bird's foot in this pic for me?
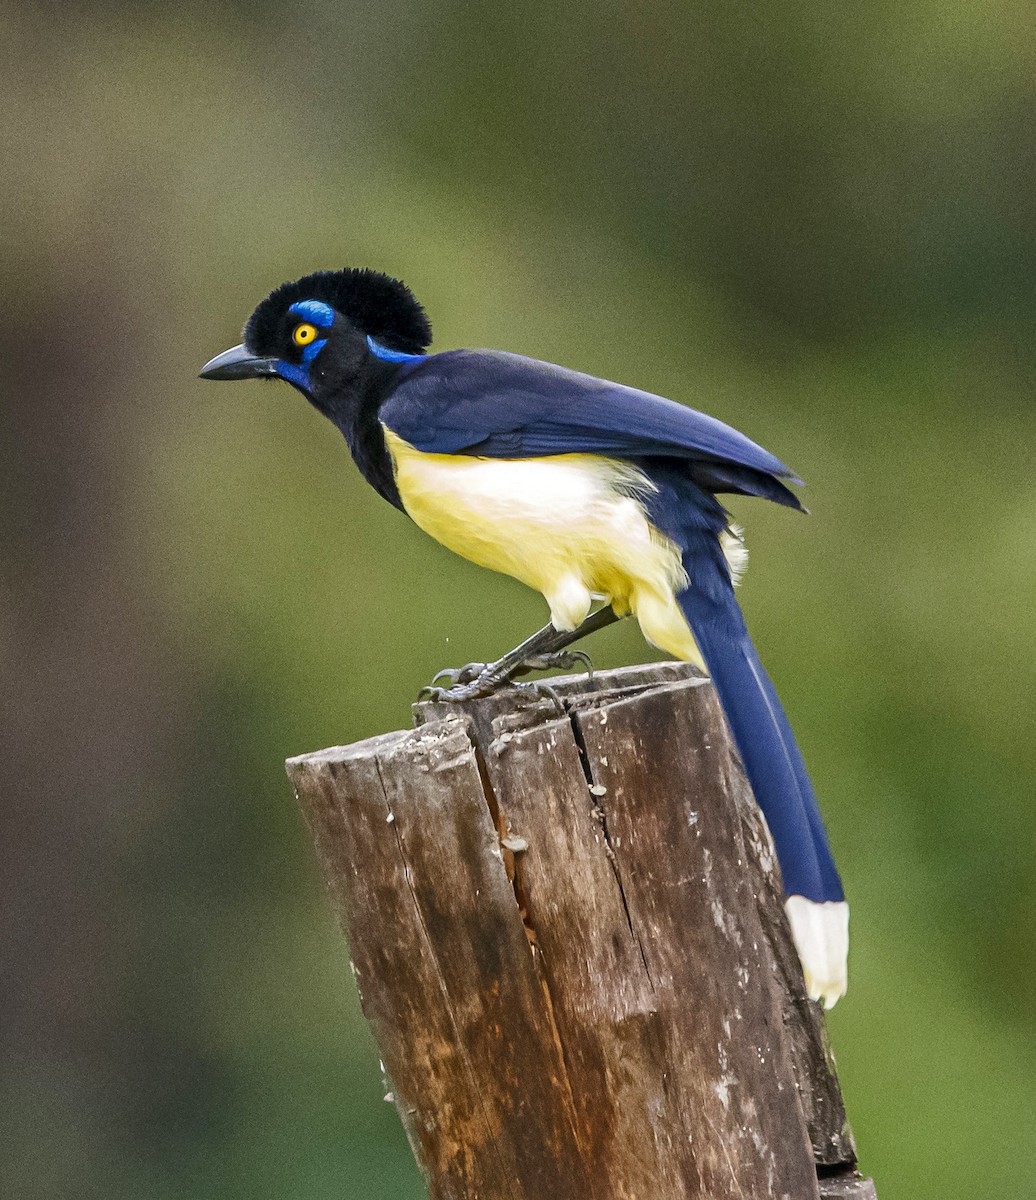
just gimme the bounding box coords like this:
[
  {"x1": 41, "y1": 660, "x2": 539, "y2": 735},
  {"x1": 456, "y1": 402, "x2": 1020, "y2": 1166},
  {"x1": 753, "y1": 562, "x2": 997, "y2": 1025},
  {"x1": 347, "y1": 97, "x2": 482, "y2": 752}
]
[
  {"x1": 428, "y1": 662, "x2": 488, "y2": 688},
  {"x1": 515, "y1": 650, "x2": 593, "y2": 680},
  {"x1": 511, "y1": 678, "x2": 566, "y2": 712},
  {"x1": 418, "y1": 666, "x2": 503, "y2": 703},
  {"x1": 419, "y1": 670, "x2": 565, "y2": 709},
  {"x1": 419, "y1": 651, "x2": 592, "y2": 704}
]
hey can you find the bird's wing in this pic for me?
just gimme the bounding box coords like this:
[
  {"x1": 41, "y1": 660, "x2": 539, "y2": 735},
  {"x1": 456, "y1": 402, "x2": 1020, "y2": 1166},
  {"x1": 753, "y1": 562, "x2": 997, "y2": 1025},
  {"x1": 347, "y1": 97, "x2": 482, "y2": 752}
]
[{"x1": 380, "y1": 349, "x2": 798, "y2": 481}]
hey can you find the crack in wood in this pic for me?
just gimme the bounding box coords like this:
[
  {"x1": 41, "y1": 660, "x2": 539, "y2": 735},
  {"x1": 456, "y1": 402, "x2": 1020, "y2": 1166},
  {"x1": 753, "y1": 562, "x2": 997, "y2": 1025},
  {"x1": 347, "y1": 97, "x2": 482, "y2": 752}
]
[{"x1": 567, "y1": 710, "x2": 657, "y2": 992}]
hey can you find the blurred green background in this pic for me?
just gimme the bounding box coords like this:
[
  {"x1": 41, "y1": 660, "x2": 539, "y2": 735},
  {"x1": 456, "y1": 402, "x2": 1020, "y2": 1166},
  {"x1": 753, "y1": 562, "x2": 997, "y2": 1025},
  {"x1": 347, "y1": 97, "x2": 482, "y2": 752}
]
[{"x1": 3, "y1": 2, "x2": 1034, "y2": 1197}]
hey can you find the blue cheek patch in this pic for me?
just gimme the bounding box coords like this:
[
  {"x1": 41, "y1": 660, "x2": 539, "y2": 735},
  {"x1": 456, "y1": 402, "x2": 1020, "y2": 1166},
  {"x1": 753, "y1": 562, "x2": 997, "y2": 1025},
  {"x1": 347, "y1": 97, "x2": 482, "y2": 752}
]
[
  {"x1": 276, "y1": 360, "x2": 311, "y2": 389},
  {"x1": 367, "y1": 335, "x2": 422, "y2": 363},
  {"x1": 277, "y1": 336, "x2": 328, "y2": 387},
  {"x1": 289, "y1": 299, "x2": 336, "y2": 326},
  {"x1": 301, "y1": 337, "x2": 328, "y2": 364}
]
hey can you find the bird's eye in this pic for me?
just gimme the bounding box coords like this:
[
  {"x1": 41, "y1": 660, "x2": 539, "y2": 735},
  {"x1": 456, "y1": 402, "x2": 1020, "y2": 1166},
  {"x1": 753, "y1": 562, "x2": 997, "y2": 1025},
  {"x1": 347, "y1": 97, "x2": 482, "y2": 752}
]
[{"x1": 293, "y1": 322, "x2": 319, "y2": 347}]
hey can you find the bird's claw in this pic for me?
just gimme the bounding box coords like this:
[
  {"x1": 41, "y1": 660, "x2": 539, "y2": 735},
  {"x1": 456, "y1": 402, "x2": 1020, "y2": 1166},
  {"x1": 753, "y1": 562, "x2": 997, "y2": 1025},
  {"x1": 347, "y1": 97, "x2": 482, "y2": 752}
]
[
  {"x1": 418, "y1": 672, "x2": 500, "y2": 703},
  {"x1": 512, "y1": 679, "x2": 566, "y2": 712},
  {"x1": 419, "y1": 673, "x2": 565, "y2": 710},
  {"x1": 517, "y1": 650, "x2": 593, "y2": 679},
  {"x1": 429, "y1": 662, "x2": 488, "y2": 687},
  {"x1": 420, "y1": 650, "x2": 592, "y2": 704}
]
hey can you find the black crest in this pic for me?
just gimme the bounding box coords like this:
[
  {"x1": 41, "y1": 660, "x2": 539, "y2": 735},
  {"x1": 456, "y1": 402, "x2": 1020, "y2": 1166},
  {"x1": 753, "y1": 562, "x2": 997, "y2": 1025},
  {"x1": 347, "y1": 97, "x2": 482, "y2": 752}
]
[{"x1": 244, "y1": 268, "x2": 432, "y2": 356}]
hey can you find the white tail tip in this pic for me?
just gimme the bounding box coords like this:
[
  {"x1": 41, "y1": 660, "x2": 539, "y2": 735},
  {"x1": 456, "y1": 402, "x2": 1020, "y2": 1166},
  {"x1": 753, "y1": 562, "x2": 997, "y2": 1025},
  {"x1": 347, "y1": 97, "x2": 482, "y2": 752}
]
[{"x1": 784, "y1": 896, "x2": 850, "y2": 1009}]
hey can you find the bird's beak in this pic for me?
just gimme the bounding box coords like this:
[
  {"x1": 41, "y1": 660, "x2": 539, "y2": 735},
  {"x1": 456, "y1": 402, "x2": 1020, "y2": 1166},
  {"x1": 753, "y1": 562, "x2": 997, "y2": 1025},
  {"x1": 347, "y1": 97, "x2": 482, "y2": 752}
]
[{"x1": 198, "y1": 344, "x2": 280, "y2": 381}]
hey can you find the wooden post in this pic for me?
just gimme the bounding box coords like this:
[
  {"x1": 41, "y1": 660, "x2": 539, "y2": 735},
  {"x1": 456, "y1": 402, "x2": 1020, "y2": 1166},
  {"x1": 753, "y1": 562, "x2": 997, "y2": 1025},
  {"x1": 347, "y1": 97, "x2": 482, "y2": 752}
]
[{"x1": 286, "y1": 663, "x2": 876, "y2": 1199}]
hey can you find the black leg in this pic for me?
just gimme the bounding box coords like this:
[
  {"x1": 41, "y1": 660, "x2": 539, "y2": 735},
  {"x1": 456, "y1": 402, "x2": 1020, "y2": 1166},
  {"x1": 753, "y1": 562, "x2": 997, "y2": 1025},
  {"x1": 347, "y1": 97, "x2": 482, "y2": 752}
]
[{"x1": 421, "y1": 606, "x2": 624, "y2": 701}]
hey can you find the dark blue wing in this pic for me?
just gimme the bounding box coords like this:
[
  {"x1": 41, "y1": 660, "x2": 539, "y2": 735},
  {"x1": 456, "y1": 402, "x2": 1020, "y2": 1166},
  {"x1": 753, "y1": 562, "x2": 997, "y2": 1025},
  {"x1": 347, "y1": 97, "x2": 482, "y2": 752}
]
[{"x1": 380, "y1": 350, "x2": 802, "y2": 502}]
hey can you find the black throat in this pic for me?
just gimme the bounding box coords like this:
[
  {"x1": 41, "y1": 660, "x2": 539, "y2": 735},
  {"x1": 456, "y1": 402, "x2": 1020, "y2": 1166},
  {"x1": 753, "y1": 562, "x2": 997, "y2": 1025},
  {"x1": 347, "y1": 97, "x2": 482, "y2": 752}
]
[{"x1": 318, "y1": 355, "x2": 408, "y2": 511}]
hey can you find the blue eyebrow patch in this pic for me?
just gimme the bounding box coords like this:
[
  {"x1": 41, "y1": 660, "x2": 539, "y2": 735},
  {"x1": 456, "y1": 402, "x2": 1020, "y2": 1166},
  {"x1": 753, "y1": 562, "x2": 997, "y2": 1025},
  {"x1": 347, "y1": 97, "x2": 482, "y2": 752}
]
[
  {"x1": 367, "y1": 335, "x2": 422, "y2": 363},
  {"x1": 289, "y1": 299, "x2": 336, "y2": 327}
]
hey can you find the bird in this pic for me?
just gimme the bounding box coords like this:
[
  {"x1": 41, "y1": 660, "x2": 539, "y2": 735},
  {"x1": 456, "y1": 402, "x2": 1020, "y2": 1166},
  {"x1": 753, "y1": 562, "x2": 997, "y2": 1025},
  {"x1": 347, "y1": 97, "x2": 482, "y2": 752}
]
[{"x1": 200, "y1": 267, "x2": 849, "y2": 1007}]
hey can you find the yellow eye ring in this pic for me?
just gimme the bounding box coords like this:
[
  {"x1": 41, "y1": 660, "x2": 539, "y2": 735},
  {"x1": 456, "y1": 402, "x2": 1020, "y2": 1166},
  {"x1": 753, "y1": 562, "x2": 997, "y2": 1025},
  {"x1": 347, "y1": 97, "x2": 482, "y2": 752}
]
[{"x1": 293, "y1": 322, "x2": 319, "y2": 347}]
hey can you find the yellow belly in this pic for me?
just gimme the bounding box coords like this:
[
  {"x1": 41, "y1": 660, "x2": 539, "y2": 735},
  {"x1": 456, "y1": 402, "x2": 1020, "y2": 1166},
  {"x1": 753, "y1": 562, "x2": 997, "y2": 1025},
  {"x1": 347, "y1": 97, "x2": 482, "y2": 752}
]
[{"x1": 383, "y1": 428, "x2": 707, "y2": 666}]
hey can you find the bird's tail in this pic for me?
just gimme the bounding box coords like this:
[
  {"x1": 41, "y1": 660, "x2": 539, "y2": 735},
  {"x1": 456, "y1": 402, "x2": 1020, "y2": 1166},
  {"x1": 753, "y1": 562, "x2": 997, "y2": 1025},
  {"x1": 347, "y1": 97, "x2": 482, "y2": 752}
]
[
  {"x1": 680, "y1": 575, "x2": 848, "y2": 1006},
  {"x1": 645, "y1": 470, "x2": 848, "y2": 1006}
]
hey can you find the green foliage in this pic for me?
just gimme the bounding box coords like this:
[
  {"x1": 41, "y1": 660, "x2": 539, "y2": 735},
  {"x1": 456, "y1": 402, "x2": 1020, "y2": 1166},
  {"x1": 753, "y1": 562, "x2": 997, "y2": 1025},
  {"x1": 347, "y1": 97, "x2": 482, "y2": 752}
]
[{"x1": 3, "y1": 3, "x2": 1033, "y2": 1197}]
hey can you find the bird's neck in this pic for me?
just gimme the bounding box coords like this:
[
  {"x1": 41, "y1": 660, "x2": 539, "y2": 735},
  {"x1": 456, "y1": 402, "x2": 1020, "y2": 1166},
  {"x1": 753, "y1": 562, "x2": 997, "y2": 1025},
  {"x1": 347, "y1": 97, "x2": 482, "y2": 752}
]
[{"x1": 325, "y1": 355, "x2": 410, "y2": 509}]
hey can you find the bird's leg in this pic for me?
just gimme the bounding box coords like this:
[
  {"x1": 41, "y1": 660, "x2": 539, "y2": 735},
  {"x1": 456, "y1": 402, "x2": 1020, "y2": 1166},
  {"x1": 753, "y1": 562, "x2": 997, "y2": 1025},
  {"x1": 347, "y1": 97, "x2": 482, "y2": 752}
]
[{"x1": 421, "y1": 606, "x2": 623, "y2": 701}]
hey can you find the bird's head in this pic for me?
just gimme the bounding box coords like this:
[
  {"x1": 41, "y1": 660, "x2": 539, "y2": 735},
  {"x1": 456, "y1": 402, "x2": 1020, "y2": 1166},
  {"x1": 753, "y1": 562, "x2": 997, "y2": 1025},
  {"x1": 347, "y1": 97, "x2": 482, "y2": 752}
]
[{"x1": 199, "y1": 268, "x2": 432, "y2": 410}]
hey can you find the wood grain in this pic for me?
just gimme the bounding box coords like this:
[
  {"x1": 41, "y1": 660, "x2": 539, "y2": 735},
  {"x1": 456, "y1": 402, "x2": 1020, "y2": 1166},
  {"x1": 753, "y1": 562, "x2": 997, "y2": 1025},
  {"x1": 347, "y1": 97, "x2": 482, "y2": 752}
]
[{"x1": 287, "y1": 662, "x2": 876, "y2": 1199}]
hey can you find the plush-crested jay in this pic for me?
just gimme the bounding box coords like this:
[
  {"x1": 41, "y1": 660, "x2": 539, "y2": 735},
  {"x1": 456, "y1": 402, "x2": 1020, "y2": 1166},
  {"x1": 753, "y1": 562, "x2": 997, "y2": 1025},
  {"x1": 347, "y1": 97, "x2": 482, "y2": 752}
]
[{"x1": 200, "y1": 268, "x2": 848, "y2": 1006}]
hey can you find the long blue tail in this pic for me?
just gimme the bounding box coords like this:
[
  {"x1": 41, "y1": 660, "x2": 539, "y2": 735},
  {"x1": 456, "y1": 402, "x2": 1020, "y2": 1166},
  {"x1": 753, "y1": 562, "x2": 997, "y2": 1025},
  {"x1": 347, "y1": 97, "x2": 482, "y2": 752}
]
[
  {"x1": 644, "y1": 468, "x2": 843, "y2": 907},
  {"x1": 676, "y1": 573, "x2": 844, "y2": 904}
]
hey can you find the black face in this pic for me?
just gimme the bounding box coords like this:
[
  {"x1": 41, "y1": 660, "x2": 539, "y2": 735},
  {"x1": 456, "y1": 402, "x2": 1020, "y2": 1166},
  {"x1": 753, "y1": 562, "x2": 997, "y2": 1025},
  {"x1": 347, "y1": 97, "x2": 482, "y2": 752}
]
[
  {"x1": 199, "y1": 268, "x2": 433, "y2": 399},
  {"x1": 199, "y1": 268, "x2": 433, "y2": 510},
  {"x1": 244, "y1": 268, "x2": 431, "y2": 358},
  {"x1": 262, "y1": 298, "x2": 359, "y2": 397}
]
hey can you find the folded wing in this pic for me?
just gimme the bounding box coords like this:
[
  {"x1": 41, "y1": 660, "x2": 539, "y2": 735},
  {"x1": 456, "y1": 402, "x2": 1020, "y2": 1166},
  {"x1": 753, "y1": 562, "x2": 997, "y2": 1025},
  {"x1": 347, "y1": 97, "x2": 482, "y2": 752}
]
[{"x1": 380, "y1": 350, "x2": 803, "y2": 509}]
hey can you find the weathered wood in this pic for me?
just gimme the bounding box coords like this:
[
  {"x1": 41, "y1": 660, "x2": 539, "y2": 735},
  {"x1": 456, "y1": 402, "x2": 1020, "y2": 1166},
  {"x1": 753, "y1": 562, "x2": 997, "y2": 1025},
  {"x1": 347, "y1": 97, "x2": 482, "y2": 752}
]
[
  {"x1": 287, "y1": 662, "x2": 876, "y2": 1199},
  {"x1": 819, "y1": 1175, "x2": 879, "y2": 1199}
]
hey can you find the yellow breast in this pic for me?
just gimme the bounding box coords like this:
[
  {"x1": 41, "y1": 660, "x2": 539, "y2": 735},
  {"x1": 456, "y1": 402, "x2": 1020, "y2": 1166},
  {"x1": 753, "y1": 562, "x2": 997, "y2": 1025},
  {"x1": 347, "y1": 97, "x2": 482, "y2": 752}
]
[{"x1": 382, "y1": 427, "x2": 705, "y2": 666}]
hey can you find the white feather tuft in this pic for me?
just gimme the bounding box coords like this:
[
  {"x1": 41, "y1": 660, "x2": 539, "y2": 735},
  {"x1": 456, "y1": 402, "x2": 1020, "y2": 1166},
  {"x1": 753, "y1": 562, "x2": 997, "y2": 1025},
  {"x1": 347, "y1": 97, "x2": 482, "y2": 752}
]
[
  {"x1": 721, "y1": 523, "x2": 748, "y2": 585},
  {"x1": 784, "y1": 896, "x2": 849, "y2": 1009}
]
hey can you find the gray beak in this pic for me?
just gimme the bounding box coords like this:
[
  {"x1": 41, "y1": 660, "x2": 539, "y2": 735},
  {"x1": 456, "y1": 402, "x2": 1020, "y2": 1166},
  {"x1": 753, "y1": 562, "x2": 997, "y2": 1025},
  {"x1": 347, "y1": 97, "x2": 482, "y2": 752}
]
[{"x1": 199, "y1": 344, "x2": 280, "y2": 381}]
